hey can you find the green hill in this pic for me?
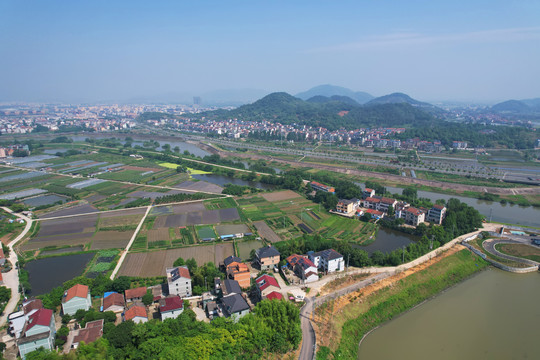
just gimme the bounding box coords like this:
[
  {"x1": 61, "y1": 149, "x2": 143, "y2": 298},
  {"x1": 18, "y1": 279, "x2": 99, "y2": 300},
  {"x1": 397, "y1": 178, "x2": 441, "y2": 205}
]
[{"x1": 199, "y1": 92, "x2": 436, "y2": 130}]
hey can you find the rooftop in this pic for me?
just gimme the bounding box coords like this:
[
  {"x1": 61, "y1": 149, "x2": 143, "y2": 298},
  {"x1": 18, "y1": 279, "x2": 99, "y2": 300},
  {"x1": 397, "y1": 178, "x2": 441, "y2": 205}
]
[
  {"x1": 159, "y1": 296, "x2": 183, "y2": 312},
  {"x1": 125, "y1": 287, "x2": 148, "y2": 300},
  {"x1": 124, "y1": 305, "x2": 147, "y2": 321},
  {"x1": 63, "y1": 284, "x2": 89, "y2": 303}
]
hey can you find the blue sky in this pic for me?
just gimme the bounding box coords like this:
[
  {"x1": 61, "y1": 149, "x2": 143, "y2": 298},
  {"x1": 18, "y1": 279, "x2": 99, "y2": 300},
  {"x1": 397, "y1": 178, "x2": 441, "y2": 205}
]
[{"x1": 1, "y1": 0, "x2": 539, "y2": 103}]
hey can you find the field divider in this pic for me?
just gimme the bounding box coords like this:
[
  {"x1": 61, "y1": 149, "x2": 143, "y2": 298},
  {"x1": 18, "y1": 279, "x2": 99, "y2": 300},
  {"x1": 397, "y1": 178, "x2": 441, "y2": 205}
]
[{"x1": 110, "y1": 205, "x2": 152, "y2": 279}]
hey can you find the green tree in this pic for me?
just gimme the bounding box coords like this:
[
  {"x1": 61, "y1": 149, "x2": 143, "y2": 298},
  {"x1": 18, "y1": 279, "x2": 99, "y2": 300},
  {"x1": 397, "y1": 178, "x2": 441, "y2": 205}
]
[
  {"x1": 142, "y1": 291, "x2": 153, "y2": 306},
  {"x1": 186, "y1": 258, "x2": 198, "y2": 274},
  {"x1": 173, "y1": 257, "x2": 185, "y2": 267}
]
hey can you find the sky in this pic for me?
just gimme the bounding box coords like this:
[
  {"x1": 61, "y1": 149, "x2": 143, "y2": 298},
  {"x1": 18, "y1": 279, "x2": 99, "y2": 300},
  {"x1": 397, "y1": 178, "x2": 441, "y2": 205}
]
[{"x1": 1, "y1": 0, "x2": 539, "y2": 104}]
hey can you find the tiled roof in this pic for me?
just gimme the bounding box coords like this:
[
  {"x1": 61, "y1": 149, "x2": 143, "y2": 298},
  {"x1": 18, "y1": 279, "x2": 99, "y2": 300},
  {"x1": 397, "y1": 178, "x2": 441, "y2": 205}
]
[
  {"x1": 256, "y1": 245, "x2": 280, "y2": 259},
  {"x1": 315, "y1": 249, "x2": 343, "y2": 261},
  {"x1": 380, "y1": 197, "x2": 396, "y2": 204},
  {"x1": 365, "y1": 197, "x2": 380, "y2": 203},
  {"x1": 124, "y1": 305, "x2": 147, "y2": 321},
  {"x1": 296, "y1": 257, "x2": 316, "y2": 270},
  {"x1": 25, "y1": 308, "x2": 52, "y2": 332},
  {"x1": 103, "y1": 292, "x2": 125, "y2": 310},
  {"x1": 366, "y1": 209, "x2": 383, "y2": 216},
  {"x1": 223, "y1": 279, "x2": 242, "y2": 296},
  {"x1": 23, "y1": 299, "x2": 43, "y2": 315},
  {"x1": 406, "y1": 207, "x2": 423, "y2": 216},
  {"x1": 167, "y1": 266, "x2": 191, "y2": 280},
  {"x1": 63, "y1": 284, "x2": 89, "y2": 303},
  {"x1": 266, "y1": 291, "x2": 283, "y2": 300},
  {"x1": 255, "y1": 275, "x2": 280, "y2": 291},
  {"x1": 286, "y1": 254, "x2": 303, "y2": 267},
  {"x1": 221, "y1": 293, "x2": 250, "y2": 315},
  {"x1": 433, "y1": 204, "x2": 445, "y2": 210},
  {"x1": 159, "y1": 296, "x2": 183, "y2": 312},
  {"x1": 223, "y1": 256, "x2": 242, "y2": 268},
  {"x1": 125, "y1": 287, "x2": 147, "y2": 300},
  {"x1": 73, "y1": 319, "x2": 104, "y2": 345}
]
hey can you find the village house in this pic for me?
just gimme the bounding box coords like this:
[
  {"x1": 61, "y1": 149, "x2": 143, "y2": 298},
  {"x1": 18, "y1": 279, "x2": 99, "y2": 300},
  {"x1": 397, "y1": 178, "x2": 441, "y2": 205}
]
[
  {"x1": 365, "y1": 208, "x2": 384, "y2": 220},
  {"x1": 62, "y1": 284, "x2": 91, "y2": 316},
  {"x1": 220, "y1": 293, "x2": 250, "y2": 322},
  {"x1": 255, "y1": 274, "x2": 282, "y2": 300},
  {"x1": 70, "y1": 319, "x2": 104, "y2": 350},
  {"x1": 159, "y1": 296, "x2": 184, "y2": 321},
  {"x1": 167, "y1": 266, "x2": 192, "y2": 297},
  {"x1": 17, "y1": 308, "x2": 55, "y2": 360},
  {"x1": 378, "y1": 197, "x2": 397, "y2": 213},
  {"x1": 362, "y1": 188, "x2": 375, "y2": 199},
  {"x1": 102, "y1": 292, "x2": 125, "y2": 313},
  {"x1": 336, "y1": 199, "x2": 356, "y2": 215},
  {"x1": 224, "y1": 256, "x2": 251, "y2": 289},
  {"x1": 405, "y1": 207, "x2": 426, "y2": 226},
  {"x1": 309, "y1": 249, "x2": 345, "y2": 273},
  {"x1": 255, "y1": 245, "x2": 280, "y2": 271},
  {"x1": 124, "y1": 305, "x2": 148, "y2": 324},
  {"x1": 294, "y1": 257, "x2": 318, "y2": 283},
  {"x1": 363, "y1": 196, "x2": 380, "y2": 210},
  {"x1": 9, "y1": 299, "x2": 43, "y2": 339},
  {"x1": 427, "y1": 204, "x2": 447, "y2": 225},
  {"x1": 310, "y1": 181, "x2": 335, "y2": 193},
  {"x1": 125, "y1": 287, "x2": 148, "y2": 303}
]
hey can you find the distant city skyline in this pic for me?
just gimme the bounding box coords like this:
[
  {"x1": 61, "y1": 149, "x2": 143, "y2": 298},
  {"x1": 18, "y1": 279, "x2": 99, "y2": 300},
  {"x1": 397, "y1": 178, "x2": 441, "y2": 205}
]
[{"x1": 1, "y1": 1, "x2": 539, "y2": 103}]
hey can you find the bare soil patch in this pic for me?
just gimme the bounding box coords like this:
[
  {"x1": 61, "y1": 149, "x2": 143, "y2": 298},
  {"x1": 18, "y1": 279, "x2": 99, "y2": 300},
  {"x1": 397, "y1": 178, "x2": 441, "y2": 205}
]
[
  {"x1": 148, "y1": 229, "x2": 170, "y2": 243},
  {"x1": 253, "y1": 221, "x2": 281, "y2": 243},
  {"x1": 118, "y1": 243, "x2": 233, "y2": 277},
  {"x1": 261, "y1": 190, "x2": 301, "y2": 202},
  {"x1": 90, "y1": 231, "x2": 132, "y2": 250}
]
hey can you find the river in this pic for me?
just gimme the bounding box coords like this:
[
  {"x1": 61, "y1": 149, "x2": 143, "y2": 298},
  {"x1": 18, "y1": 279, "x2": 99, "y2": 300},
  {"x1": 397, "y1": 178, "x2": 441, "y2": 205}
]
[{"x1": 358, "y1": 268, "x2": 540, "y2": 359}]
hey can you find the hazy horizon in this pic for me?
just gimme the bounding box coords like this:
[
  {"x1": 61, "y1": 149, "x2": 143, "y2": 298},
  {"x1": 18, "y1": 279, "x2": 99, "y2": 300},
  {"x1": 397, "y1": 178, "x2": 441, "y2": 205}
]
[{"x1": 1, "y1": 1, "x2": 539, "y2": 104}]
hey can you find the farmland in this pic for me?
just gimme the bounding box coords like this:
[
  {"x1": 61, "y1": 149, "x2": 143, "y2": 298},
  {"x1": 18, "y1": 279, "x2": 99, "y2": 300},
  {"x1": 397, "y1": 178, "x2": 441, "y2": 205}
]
[
  {"x1": 237, "y1": 239, "x2": 264, "y2": 260},
  {"x1": 117, "y1": 242, "x2": 234, "y2": 277}
]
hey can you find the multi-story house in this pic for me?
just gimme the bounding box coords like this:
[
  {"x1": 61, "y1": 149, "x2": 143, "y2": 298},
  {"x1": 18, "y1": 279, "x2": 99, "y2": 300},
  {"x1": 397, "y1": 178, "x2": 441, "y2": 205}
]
[
  {"x1": 427, "y1": 205, "x2": 447, "y2": 225},
  {"x1": 405, "y1": 207, "x2": 426, "y2": 226},
  {"x1": 62, "y1": 284, "x2": 91, "y2": 315},
  {"x1": 255, "y1": 246, "x2": 280, "y2": 271},
  {"x1": 167, "y1": 266, "x2": 192, "y2": 297},
  {"x1": 159, "y1": 296, "x2": 184, "y2": 321},
  {"x1": 17, "y1": 309, "x2": 55, "y2": 360},
  {"x1": 309, "y1": 249, "x2": 344, "y2": 273}
]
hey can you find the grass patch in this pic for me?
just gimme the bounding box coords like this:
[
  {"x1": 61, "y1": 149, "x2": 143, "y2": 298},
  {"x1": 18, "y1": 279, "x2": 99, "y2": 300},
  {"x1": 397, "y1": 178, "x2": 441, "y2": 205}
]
[{"x1": 496, "y1": 243, "x2": 540, "y2": 263}]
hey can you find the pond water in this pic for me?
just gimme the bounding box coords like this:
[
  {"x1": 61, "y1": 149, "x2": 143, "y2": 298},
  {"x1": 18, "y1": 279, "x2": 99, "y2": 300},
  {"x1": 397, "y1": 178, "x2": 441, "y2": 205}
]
[
  {"x1": 25, "y1": 253, "x2": 95, "y2": 295},
  {"x1": 354, "y1": 227, "x2": 416, "y2": 255},
  {"x1": 358, "y1": 269, "x2": 540, "y2": 360},
  {"x1": 192, "y1": 174, "x2": 276, "y2": 190},
  {"x1": 358, "y1": 183, "x2": 540, "y2": 227}
]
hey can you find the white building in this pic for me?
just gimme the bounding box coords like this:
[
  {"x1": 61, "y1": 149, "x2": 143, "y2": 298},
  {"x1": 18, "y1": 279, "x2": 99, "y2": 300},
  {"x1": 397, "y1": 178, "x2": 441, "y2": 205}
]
[
  {"x1": 309, "y1": 249, "x2": 344, "y2": 273},
  {"x1": 167, "y1": 266, "x2": 192, "y2": 297},
  {"x1": 159, "y1": 296, "x2": 184, "y2": 321},
  {"x1": 405, "y1": 207, "x2": 425, "y2": 226},
  {"x1": 427, "y1": 205, "x2": 446, "y2": 225}
]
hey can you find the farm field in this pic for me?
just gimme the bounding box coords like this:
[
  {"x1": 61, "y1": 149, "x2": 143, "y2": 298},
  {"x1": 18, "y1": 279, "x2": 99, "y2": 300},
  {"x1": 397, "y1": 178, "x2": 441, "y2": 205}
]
[
  {"x1": 197, "y1": 226, "x2": 217, "y2": 241},
  {"x1": 118, "y1": 242, "x2": 234, "y2": 277},
  {"x1": 237, "y1": 239, "x2": 263, "y2": 260},
  {"x1": 174, "y1": 180, "x2": 223, "y2": 194},
  {"x1": 90, "y1": 231, "x2": 132, "y2": 250},
  {"x1": 253, "y1": 221, "x2": 282, "y2": 243}
]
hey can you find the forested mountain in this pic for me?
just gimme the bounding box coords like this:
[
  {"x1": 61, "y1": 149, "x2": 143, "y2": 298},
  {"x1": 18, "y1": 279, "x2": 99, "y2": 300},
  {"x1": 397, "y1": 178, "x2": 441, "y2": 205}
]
[
  {"x1": 491, "y1": 98, "x2": 540, "y2": 114},
  {"x1": 366, "y1": 92, "x2": 444, "y2": 115},
  {"x1": 198, "y1": 92, "x2": 437, "y2": 130},
  {"x1": 306, "y1": 95, "x2": 360, "y2": 106},
  {"x1": 491, "y1": 100, "x2": 531, "y2": 113},
  {"x1": 295, "y1": 84, "x2": 374, "y2": 104}
]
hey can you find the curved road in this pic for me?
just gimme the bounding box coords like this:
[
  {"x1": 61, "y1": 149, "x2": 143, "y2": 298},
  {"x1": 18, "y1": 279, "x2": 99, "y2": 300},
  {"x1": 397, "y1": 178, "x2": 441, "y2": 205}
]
[
  {"x1": 297, "y1": 224, "x2": 498, "y2": 360},
  {"x1": 482, "y1": 238, "x2": 540, "y2": 267},
  {"x1": 0, "y1": 208, "x2": 33, "y2": 327}
]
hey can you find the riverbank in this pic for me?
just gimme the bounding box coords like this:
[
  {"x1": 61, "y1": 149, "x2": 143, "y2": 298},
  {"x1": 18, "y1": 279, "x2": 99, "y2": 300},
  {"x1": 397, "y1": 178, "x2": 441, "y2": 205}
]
[{"x1": 314, "y1": 249, "x2": 488, "y2": 359}]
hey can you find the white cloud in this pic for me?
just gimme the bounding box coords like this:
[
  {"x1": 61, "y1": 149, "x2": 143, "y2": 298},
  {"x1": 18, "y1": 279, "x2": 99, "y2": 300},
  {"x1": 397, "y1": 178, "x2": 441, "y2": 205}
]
[{"x1": 307, "y1": 27, "x2": 540, "y2": 53}]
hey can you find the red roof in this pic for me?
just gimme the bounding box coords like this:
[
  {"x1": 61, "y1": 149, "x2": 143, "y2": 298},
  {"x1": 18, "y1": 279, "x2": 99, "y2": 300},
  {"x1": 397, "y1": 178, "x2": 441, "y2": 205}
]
[
  {"x1": 159, "y1": 296, "x2": 183, "y2": 312},
  {"x1": 380, "y1": 197, "x2": 396, "y2": 204},
  {"x1": 364, "y1": 188, "x2": 373, "y2": 192},
  {"x1": 433, "y1": 204, "x2": 445, "y2": 210},
  {"x1": 63, "y1": 284, "x2": 89, "y2": 303},
  {"x1": 286, "y1": 254, "x2": 303, "y2": 266},
  {"x1": 366, "y1": 209, "x2": 383, "y2": 216},
  {"x1": 266, "y1": 291, "x2": 283, "y2": 300},
  {"x1": 256, "y1": 275, "x2": 280, "y2": 291},
  {"x1": 406, "y1": 207, "x2": 423, "y2": 216},
  {"x1": 365, "y1": 197, "x2": 380, "y2": 203},
  {"x1": 125, "y1": 287, "x2": 147, "y2": 300},
  {"x1": 25, "y1": 308, "x2": 52, "y2": 332},
  {"x1": 124, "y1": 305, "x2": 147, "y2": 321},
  {"x1": 103, "y1": 292, "x2": 125, "y2": 310}
]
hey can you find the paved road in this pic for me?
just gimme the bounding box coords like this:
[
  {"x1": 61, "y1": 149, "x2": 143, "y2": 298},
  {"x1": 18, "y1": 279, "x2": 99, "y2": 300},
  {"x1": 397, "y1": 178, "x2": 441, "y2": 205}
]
[
  {"x1": 109, "y1": 205, "x2": 152, "y2": 279},
  {"x1": 0, "y1": 208, "x2": 33, "y2": 327},
  {"x1": 482, "y1": 238, "x2": 540, "y2": 267},
  {"x1": 296, "y1": 224, "x2": 497, "y2": 360}
]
